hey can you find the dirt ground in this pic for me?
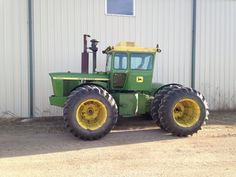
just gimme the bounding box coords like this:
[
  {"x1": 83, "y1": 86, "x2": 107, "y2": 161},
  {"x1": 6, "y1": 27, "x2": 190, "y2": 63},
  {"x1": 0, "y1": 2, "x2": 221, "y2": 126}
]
[{"x1": 0, "y1": 111, "x2": 236, "y2": 177}]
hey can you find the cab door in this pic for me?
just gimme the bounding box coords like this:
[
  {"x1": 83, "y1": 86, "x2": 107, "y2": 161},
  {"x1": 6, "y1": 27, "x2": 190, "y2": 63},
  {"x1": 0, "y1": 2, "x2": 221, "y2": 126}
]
[{"x1": 126, "y1": 53, "x2": 154, "y2": 91}]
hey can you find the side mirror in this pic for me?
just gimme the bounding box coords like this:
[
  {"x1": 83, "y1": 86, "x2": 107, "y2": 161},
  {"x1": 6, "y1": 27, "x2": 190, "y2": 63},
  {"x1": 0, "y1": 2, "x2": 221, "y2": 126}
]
[{"x1": 156, "y1": 44, "x2": 162, "y2": 53}]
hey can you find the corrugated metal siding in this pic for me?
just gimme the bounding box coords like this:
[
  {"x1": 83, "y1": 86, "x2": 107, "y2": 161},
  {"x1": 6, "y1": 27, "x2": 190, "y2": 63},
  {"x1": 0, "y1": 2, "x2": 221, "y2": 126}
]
[
  {"x1": 1, "y1": 0, "x2": 235, "y2": 117},
  {"x1": 33, "y1": 0, "x2": 193, "y2": 116},
  {"x1": 0, "y1": 0, "x2": 29, "y2": 117},
  {"x1": 195, "y1": 0, "x2": 236, "y2": 110}
]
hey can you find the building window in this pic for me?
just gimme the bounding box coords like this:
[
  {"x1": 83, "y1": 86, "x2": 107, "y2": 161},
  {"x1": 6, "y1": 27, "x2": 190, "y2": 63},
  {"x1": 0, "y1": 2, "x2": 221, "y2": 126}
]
[{"x1": 105, "y1": 0, "x2": 135, "y2": 16}]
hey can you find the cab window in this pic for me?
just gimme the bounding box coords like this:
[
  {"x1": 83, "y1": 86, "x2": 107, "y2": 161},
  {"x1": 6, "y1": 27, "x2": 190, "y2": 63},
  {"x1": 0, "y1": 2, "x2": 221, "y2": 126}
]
[
  {"x1": 130, "y1": 53, "x2": 153, "y2": 70},
  {"x1": 106, "y1": 54, "x2": 112, "y2": 71},
  {"x1": 114, "y1": 53, "x2": 128, "y2": 70}
]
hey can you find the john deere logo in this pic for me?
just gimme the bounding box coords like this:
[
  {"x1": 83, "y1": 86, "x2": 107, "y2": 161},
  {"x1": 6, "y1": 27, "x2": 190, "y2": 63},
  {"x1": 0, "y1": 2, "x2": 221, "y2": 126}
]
[{"x1": 136, "y1": 76, "x2": 144, "y2": 83}]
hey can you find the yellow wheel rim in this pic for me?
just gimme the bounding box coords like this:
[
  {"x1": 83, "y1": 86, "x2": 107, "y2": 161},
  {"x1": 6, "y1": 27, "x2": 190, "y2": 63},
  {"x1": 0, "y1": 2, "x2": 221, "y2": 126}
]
[
  {"x1": 172, "y1": 99, "x2": 201, "y2": 128},
  {"x1": 76, "y1": 99, "x2": 107, "y2": 130}
]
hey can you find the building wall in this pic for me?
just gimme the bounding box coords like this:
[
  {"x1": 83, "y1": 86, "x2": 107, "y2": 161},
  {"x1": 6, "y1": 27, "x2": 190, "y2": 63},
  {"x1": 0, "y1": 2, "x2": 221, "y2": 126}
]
[
  {"x1": 0, "y1": 0, "x2": 236, "y2": 117},
  {"x1": 0, "y1": 0, "x2": 29, "y2": 117},
  {"x1": 33, "y1": 0, "x2": 193, "y2": 116},
  {"x1": 195, "y1": 0, "x2": 236, "y2": 110}
]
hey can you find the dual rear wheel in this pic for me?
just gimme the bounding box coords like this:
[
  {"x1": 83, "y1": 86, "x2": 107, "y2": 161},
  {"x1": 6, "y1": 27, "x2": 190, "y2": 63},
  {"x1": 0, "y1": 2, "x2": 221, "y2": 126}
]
[{"x1": 151, "y1": 85, "x2": 209, "y2": 136}]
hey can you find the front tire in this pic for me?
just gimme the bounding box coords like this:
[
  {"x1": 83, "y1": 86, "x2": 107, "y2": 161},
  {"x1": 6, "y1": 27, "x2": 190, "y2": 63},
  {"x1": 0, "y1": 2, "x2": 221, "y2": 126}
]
[{"x1": 64, "y1": 85, "x2": 118, "y2": 140}]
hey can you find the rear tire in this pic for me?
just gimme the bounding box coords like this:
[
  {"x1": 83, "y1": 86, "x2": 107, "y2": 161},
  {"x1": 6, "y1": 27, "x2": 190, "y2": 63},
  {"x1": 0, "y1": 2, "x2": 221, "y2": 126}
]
[
  {"x1": 64, "y1": 85, "x2": 118, "y2": 140},
  {"x1": 158, "y1": 87, "x2": 209, "y2": 136},
  {"x1": 151, "y1": 84, "x2": 182, "y2": 128}
]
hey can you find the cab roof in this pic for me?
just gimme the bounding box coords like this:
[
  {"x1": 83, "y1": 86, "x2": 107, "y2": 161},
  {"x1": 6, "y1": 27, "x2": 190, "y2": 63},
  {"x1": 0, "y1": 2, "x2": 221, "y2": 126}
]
[{"x1": 102, "y1": 42, "x2": 158, "y2": 54}]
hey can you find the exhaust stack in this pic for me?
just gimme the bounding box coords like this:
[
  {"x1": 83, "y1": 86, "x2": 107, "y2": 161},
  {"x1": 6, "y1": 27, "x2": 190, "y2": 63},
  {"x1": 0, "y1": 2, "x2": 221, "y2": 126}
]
[{"x1": 81, "y1": 34, "x2": 90, "y2": 73}]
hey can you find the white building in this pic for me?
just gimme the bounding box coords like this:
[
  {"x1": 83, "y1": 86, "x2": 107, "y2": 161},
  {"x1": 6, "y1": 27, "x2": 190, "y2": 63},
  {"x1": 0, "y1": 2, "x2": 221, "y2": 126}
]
[{"x1": 0, "y1": 0, "x2": 236, "y2": 118}]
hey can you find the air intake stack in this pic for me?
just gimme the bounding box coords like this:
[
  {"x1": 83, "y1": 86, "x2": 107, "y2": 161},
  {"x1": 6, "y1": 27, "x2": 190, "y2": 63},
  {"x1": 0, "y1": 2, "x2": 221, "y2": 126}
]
[
  {"x1": 89, "y1": 39, "x2": 99, "y2": 73},
  {"x1": 81, "y1": 34, "x2": 99, "y2": 73}
]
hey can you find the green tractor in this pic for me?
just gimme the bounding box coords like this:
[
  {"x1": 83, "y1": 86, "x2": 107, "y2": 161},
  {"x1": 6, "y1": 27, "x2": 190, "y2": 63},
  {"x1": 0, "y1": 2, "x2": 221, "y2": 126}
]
[{"x1": 49, "y1": 35, "x2": 209, "y2": 140}]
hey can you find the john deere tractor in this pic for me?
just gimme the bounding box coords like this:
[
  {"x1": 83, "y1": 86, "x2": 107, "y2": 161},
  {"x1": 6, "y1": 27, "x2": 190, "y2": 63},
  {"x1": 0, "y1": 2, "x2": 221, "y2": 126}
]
[{"x1": 49, "y1": 34, "x2": 209, "y2": 140}]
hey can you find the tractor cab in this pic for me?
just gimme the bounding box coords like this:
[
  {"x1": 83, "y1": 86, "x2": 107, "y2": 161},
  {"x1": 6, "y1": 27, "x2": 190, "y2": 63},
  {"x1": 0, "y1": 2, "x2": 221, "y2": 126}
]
[{"x1": 103, "y1": 42, "x2": 160, "y2": 91}]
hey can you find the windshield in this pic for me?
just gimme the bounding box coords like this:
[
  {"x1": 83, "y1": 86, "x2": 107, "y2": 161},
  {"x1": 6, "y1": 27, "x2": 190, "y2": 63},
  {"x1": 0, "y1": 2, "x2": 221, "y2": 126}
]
[
  {"x1": 130, "y1": 53, "x2": 153, "y2": 70},
  {"x1": 106, "y1": 54, "x2": 112, "y2": 71},
  {"x1": 113, "y1": 53, "x2": 128, "y2": 70}
]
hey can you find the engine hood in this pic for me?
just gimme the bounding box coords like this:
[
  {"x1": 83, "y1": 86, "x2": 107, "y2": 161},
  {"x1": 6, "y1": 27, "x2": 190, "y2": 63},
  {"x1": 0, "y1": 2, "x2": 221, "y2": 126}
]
[{"x1": 49, "y1": 72, "x2": 109, "y2": 81}]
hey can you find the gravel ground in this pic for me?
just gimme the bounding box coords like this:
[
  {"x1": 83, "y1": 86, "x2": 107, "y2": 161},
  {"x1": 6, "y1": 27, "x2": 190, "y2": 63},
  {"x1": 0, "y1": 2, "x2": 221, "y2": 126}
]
[{"x1": 0, "y1": 111, "x2": 236, "y2": 177}]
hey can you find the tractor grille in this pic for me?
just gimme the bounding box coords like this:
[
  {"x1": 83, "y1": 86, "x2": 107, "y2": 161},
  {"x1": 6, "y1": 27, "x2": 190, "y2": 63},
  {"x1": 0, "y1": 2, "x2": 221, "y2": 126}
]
[{"x1": 113, "y1": 73, "x2": 127, "y2": 88}]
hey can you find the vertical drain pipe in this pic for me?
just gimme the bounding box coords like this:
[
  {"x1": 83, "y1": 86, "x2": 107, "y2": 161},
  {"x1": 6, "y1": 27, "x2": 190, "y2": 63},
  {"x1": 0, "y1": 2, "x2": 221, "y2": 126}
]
[
  {"x1": 191, "y1": 0, "x2": 197, "y2": 89},
  {"x1": 28, "y1": 0, "x2": 34, "y2": 117}
]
